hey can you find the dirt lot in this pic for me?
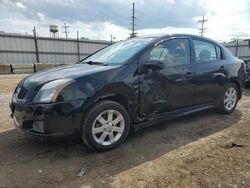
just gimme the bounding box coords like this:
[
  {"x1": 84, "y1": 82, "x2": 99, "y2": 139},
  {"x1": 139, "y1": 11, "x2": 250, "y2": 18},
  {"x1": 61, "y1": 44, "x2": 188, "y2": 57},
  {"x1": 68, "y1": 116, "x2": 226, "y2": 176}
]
[{"x1": 0, "y1": 74, "x2": 249, "y2": 188}]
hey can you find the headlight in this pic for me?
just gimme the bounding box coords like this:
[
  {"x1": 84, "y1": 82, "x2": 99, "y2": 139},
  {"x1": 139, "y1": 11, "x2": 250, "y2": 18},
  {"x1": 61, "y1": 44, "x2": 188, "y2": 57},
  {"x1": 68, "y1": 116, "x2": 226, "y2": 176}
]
[{"x1": 33, "y1": 79, "x2": 74, "y2": 103}]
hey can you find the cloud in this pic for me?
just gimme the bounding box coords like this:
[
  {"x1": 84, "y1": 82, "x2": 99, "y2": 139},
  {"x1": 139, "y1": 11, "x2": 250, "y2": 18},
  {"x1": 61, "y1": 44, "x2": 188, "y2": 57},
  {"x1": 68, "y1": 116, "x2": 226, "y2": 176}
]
[
  {"x1": 37, "y1": 12, "x2": 45, "y2": 21},
  {"x1": 0, "y1": 0, "x2": 206, "y2": 28},
  {"x1": 0, "y1": 0, "x2": 249, "y2": 41},
  {"x1": 16, "y1": 2, "x2": 26, "y2": 9}
]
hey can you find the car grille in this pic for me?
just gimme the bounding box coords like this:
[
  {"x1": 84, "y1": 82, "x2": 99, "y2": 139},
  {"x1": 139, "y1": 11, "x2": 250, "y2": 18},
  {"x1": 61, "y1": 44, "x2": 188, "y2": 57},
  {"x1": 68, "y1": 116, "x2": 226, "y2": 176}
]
[{"x1": 17, "y1": 87, "x2": 29, "y2": 100}]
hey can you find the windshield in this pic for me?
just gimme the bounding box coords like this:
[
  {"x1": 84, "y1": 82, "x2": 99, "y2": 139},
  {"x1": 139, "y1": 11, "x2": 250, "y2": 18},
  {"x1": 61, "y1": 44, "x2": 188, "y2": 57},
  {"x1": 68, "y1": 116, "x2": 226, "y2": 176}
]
[{"x1": 82, "y1": 37, "x2": 155, "y2": 65}]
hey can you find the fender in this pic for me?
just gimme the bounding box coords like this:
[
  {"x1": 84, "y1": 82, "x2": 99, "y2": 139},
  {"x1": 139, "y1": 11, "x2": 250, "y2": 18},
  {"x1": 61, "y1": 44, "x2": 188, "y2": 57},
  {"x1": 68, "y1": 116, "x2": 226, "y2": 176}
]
[{"x1": 78, "y1": 82, "x2": 139, "y2": 124}]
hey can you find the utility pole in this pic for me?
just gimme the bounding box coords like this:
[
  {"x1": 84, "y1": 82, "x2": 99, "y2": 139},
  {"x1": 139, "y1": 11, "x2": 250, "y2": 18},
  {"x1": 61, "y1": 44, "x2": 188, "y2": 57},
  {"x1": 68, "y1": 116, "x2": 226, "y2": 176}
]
[
  {"x1": 77, "y1": 30, "x2": 80, "y2": 62},
  {"x1": 33, "y1": 26, "x2": 39, "y2": 63},
  {"x1": 235, "y1": 35, "x2": 239, "y2": 57},
  {"x1": 130, "y1": 2, "x2": 136, "y2": 38},
  {"x1": 110, "y1": 34, "x2": 116, "y2": 44},
  {"x1": 62, "y1": 22, "x2": 69, "y2": 38},
  {"x1": 198, "y1": 15, "x2": 208, "y2": 37}
]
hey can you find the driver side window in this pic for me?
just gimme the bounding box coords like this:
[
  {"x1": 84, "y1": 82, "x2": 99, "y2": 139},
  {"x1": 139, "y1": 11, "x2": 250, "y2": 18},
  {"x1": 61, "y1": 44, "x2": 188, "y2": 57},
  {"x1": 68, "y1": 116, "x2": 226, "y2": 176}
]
[{"x1": 149, "y1": 38, "x2": 191, "y2": 66}]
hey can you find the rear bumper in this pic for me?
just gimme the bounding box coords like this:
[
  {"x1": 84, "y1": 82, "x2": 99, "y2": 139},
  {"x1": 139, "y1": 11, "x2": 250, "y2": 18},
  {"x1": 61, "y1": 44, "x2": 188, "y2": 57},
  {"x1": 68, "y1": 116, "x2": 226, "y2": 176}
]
[{"x1": 10, "y1": 99, "x2": 84, "y2": 139}]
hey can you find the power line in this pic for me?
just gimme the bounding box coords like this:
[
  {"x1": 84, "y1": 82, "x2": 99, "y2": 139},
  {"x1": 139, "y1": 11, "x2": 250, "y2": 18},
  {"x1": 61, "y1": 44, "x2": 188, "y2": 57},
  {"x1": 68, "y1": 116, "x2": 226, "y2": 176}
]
[
  {"x1": 62, "y1": 22, "x2": 70, "y2": 38},
  {"x1": 198, "y1": 15, "x2": 208, "y2": 37},
  {"x1": 233, "y1": 28, "x2": 250, "y2": 31}
]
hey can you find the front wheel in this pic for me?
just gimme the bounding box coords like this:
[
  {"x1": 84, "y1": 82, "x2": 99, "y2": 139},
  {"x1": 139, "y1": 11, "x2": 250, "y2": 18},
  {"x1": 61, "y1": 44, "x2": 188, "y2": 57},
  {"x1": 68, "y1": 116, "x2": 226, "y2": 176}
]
[
  {"x1": 217, "y1": 83, "x2": 239, "y2": 114},
  {"x1": 81, "y1": 100, "x2": 130, "y2": 151}
]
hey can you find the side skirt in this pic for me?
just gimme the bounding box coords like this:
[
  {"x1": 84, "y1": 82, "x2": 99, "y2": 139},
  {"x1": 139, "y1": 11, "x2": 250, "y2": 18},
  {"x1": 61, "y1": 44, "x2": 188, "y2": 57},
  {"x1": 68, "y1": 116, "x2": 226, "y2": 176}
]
[{"x1": 133, "y1": 103, "x2": 216, "y2": 131}]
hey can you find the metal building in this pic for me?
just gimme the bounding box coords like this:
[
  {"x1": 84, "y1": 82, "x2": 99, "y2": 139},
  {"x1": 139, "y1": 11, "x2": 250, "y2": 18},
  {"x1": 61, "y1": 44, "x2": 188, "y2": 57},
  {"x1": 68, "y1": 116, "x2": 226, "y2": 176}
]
[
  {"x1": 222, "y1": 39, "x2": 250, "y2": 60},
  {"x1": 0, "y1": 33, "x2": 110, "y2": 64}
]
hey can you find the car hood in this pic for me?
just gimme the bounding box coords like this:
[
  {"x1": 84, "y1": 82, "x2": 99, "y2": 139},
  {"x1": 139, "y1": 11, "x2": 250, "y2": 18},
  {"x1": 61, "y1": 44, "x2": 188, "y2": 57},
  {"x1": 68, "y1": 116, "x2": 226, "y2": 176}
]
[{"x1": 22, "y1": 63, "x2": 118, "y2": 90}]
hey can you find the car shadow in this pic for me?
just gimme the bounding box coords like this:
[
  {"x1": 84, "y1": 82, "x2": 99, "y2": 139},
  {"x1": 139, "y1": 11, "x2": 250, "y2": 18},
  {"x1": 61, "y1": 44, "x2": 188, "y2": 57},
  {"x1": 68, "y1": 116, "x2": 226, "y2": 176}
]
[{"x1": 0, "y1": 109, "x2": 242, "y2": 187}]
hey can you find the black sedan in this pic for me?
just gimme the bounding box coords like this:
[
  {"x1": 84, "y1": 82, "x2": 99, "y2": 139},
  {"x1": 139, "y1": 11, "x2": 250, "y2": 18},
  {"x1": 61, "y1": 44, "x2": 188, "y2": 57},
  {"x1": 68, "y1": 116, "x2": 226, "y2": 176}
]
[{"x1": 10, "y1": 34, "x2": 245, "y2": 151}]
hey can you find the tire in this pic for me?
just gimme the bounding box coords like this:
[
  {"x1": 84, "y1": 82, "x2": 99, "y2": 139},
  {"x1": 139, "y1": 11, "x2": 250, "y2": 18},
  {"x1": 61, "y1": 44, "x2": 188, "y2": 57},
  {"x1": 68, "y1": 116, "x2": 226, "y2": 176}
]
[
  {"x1": 81, "y1": 100, "x2": 130, "y2": 151},
  {"x1": 217, "y1": 83, "x2": 239, "y2": 114}
]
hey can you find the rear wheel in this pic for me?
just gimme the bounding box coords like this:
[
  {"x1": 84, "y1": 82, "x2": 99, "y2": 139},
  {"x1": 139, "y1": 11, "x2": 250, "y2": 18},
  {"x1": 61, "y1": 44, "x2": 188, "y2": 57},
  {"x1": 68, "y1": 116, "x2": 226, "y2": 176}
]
[
  {"x1": 217, "y1": 83, "x2": 238, "y2": 114},
  {"x1": 81, "y1": 100, "x2": 130, "y2": 151}
]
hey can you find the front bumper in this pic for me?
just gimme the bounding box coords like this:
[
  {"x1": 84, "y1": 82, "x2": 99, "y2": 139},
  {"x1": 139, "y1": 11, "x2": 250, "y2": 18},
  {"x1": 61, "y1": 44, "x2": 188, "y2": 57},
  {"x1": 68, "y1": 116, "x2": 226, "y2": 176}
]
[{"x1": 10, "y1": 99, "x2": 84, "y2": 139}]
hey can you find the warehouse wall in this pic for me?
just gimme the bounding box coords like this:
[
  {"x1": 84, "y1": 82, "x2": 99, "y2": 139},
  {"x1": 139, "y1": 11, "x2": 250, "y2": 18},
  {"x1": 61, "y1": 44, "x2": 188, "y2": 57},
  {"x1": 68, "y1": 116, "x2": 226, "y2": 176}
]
[
  {"x1": 223, "y1": 40, "x2": 250, "y2": 60},
  {"x1": 0, "y1": 33, "x2": 110, "y2": 64}
]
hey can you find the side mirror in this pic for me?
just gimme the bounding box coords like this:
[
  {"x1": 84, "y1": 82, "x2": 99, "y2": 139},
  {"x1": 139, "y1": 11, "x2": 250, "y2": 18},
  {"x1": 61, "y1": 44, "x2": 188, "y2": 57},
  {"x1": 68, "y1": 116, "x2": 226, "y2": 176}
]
[{"x1": 143, "y1": 60, "x2": 165, "y2": 70}]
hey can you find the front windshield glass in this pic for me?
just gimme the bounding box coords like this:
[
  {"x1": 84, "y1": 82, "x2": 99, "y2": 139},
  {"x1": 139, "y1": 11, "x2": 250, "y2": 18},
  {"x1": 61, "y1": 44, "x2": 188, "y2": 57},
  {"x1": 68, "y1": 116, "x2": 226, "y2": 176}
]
[{"x1": 82, "y1": 37, "x2": 155, "y2": 65}]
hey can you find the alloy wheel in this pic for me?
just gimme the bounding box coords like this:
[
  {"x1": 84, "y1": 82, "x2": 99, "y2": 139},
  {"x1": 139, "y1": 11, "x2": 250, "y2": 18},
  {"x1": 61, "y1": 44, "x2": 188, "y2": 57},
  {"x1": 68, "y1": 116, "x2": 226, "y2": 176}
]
[
  {"x1": 92, "y1": 110, "x2": 125, "y2": 146},
  {"x1": 224, "y1": 87, "x2": 237, "y2": 111}
]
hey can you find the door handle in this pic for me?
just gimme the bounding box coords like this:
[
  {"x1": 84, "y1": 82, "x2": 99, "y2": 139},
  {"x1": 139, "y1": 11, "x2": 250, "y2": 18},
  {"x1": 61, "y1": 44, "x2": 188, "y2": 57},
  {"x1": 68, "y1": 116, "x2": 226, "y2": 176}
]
[
  {"x1": 185, "y1": 72, "x2": 194, "y2": 78},
  {"x1": 174, "y1": 72, "x2": 194, "y2": 83},
  {"x1": 219, "y1": 66, "x2": 226, "y2": 71}
]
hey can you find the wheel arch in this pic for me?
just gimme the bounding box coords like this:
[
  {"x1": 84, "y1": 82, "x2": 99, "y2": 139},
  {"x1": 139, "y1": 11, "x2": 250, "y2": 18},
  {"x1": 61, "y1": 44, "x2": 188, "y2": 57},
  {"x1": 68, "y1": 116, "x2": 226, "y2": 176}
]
[
  {"x1": 91, "y1": 82, "x2": 136, "y2": 112},
  {"x1": 98, "y1": 94, "x2": 129, "y2": 110},
  {"x1": 78, "y1": 82, "x2": 138, "y2": 129}
]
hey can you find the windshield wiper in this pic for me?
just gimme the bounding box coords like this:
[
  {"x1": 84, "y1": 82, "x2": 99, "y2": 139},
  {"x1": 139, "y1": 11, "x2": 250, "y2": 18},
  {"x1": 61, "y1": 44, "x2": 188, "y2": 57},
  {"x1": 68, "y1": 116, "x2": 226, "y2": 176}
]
[{"x1": 84, "y1": 61, "x2": 108, "y2": 66}]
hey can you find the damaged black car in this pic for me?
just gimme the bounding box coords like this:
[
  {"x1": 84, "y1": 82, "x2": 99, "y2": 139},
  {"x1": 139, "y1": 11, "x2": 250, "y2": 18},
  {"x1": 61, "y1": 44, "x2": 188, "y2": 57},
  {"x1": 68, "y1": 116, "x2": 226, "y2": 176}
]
[{"x1": 10, "y1": 34, "x2": 245, "y2": 151}]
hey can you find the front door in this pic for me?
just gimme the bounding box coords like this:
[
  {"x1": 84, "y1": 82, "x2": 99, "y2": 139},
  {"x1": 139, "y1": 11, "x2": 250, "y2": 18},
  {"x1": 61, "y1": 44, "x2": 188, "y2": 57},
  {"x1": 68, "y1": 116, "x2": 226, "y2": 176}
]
[{"x1": 139, "y1": 38, "x2": 196, "y2": 117}]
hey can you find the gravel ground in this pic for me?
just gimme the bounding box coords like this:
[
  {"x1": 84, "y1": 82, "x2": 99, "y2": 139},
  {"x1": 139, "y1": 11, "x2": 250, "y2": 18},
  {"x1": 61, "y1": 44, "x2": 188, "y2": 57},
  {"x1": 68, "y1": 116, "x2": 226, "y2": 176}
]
[{"x1": 0, "y1": 74, "x2": 249, "y2": 188}]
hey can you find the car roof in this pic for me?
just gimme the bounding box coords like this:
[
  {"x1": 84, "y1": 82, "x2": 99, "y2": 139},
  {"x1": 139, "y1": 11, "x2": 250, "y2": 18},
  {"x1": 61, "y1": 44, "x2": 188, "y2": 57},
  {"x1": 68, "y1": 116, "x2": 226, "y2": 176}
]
[{"x1": 139, "y1": 34, "x2": 220, "y2": 46}]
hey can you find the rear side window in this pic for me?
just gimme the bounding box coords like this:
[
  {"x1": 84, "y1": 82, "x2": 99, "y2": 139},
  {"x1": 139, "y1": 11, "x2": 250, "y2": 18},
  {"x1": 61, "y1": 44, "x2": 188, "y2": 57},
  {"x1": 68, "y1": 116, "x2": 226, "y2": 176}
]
[
  {"x1": 193, "y1": 40, "x2": 217, "y2": 62},
  {"x1": 149, "y1": 38, "x2": 191, "y2": 66},
  {"x1": 215, "y1": 45, "x2": 223, "y2": 60}
]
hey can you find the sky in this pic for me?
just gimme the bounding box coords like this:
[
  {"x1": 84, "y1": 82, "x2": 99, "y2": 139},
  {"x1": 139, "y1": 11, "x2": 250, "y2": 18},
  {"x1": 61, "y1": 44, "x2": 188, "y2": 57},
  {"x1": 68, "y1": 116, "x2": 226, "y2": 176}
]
[{"x1": 0, "y1": 0, "x2": 250, "y2": 42}]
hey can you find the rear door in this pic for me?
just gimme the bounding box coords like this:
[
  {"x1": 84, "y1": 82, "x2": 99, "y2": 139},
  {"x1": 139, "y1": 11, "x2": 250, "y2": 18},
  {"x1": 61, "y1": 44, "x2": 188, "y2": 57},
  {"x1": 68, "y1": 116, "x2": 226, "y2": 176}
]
[{"x1": 191, "y1": 38, "x2": 228, "y2": 105}]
